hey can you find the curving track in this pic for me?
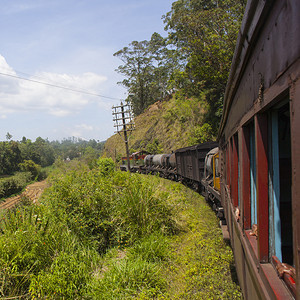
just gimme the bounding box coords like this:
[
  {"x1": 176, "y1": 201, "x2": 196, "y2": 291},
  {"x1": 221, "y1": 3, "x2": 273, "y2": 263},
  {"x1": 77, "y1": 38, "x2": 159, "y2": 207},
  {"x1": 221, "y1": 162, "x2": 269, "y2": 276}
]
[{"x1": 0, "y1": 180, "x2": 49, "y2": 210}]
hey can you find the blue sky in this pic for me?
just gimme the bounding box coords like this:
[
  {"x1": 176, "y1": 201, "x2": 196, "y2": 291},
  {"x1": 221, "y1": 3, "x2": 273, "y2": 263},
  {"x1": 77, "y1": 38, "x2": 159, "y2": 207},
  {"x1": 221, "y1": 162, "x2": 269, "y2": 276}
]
[{"x1": 0, "y1": 0, "x2": 174, "y2": 141}]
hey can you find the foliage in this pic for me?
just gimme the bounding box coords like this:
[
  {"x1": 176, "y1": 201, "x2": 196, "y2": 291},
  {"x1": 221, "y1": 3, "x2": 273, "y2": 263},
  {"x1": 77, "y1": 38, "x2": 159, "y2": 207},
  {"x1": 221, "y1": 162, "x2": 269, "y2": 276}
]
[
  {"x1": 0, "y1": 160, "x2": 242, "y2": 298},
  {"x1": 114, "y1": 0, "x2": 245, "y2": 133},
  {"x1": 0, "y1": 172, "x2": 32, "y2": 199},
  {"x1": 19, "y1": 160, "x2": 41, "y2": 180},
  {"x1": 88, "y1": 256, "x2": 166, "y2": 299},
  {"x1": 145, "y1": 138, "x2": 164, "y2": 154},
  {"x1": 96, "y1": 157, "x2": 115, "y2": 175},
  {"x1": 163, "y1": 0, "x2": 245, "y2": 132},
  {"x1": 188, "y1": 123, "x2": 214, "y2": 145},
  {"x1": 0, "y1": 136, "x2": 105, "y2": 177},
  {"x1": 114, "y1": 33, "x2": 178, "y2": 115}
]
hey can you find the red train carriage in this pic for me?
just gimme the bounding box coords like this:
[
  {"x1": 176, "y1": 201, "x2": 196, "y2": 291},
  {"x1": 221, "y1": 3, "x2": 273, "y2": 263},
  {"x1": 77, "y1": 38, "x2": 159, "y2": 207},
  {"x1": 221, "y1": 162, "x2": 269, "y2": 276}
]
[
  {"x1": 218, "y1": 0, "x2": 300, "y2": 298},
  {"x1": 120, "y1": 151, "x2": 149, "y2": 172}
]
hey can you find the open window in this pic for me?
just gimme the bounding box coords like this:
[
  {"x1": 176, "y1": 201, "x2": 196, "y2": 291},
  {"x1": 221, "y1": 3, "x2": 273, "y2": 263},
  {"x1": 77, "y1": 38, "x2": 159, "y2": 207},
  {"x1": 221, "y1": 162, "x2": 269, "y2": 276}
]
[{"x1": 270, "y1": 101, "x2": 293, "y2": 265}]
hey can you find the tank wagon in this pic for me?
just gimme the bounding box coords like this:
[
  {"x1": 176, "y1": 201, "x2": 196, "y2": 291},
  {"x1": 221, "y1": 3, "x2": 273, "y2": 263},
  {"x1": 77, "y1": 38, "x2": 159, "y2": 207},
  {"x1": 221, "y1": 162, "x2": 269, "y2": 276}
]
[
  {"x1": 143, "y1": 152, "x2": 176, "y2": 179},
  {"x1": 218, "y1": 0, "x2": 300, "y2": 298}
]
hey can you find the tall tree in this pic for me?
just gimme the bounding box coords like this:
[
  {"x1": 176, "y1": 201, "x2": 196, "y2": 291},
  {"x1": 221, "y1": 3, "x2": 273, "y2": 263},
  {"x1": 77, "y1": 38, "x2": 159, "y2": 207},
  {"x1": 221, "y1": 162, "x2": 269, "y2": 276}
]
[
  {"x1": 114, "y1": 33, "x2": 176, "y2": 115},
  {"x1": 163, "y1": 0, "x2": 245, "y2": 131}
]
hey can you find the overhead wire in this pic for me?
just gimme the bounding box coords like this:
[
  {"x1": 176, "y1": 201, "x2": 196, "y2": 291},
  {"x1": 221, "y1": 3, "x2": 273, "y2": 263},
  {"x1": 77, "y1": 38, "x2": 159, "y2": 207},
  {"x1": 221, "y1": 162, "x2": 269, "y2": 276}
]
[{"x1": 0, "y1": 71, "x2": 122, "y2": 101}]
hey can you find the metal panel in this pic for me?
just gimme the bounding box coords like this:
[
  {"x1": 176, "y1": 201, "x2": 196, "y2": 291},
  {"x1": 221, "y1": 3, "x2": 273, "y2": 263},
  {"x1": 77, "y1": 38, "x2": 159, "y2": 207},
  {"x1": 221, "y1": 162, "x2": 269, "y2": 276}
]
[
  {"x1": 241, "y1": 126, "x2": 251, "y2": 229},
  {"x1": 232, "y1": 135, "x2": 239, "y2": 207},
  {"x1": 255, "y1": 113, "x2": 269, "y2": 263}
]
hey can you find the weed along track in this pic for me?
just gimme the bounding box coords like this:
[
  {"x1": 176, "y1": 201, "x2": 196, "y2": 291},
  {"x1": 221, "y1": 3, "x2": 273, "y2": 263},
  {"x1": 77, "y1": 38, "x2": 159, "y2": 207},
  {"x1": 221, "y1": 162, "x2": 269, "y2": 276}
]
[{"x1": 0, "y1": 180, "x2": 48, "y2": 210}]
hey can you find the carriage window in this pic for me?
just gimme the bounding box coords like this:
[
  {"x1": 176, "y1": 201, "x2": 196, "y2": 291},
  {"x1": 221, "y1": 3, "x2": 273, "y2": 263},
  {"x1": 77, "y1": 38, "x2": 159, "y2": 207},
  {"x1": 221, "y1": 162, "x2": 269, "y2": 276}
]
[
  {"x1": 249, "y1": 123, "x2": 257, "y2": 226},
  {"x1": 270, "y1": 102, "x2": 293, "y2": 265},
  {"x1": 232, "y1": 134, "x2": 239, "y2": 207}
]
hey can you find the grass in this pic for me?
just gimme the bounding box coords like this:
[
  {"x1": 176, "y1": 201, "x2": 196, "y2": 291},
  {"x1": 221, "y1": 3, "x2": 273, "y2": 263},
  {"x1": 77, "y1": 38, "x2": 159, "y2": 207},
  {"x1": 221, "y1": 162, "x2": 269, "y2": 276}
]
[
  {"x1": 164, "y1": 186, "x2": 242, "y2": 299},
  {"x1": 0, "y1": 159, "x2": 242, "y2": 299}
]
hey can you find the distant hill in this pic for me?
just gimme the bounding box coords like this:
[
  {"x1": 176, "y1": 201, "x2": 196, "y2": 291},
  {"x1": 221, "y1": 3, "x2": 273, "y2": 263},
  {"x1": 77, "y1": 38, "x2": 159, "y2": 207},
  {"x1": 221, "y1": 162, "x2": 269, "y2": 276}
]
[{"x1": 104, "y1": 94, "x2": 216, "y2": 160}]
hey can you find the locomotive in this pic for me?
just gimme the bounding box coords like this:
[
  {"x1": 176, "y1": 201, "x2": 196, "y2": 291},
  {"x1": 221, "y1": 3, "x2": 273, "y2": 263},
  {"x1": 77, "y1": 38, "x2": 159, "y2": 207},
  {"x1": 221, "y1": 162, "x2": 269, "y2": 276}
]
[{"x1": 120, "y1": 0, "x2": 299, "y2": 298}]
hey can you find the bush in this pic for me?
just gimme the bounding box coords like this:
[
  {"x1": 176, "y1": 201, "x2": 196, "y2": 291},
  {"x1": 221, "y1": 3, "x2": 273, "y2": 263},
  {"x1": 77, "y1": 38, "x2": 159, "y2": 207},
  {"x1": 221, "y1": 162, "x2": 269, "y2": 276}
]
[
  {"x1": 128, "y1": 232, "x2": 170, "y2": 263},
  {"x1": 188, "y1": 123, "x2": 214, "y2": 145},
  {"x1": 0, "y1": 205, "x2": 99, "y2": 299},
  {"x1": 0, "y1": 172, "x2": 32, "y2": 199},
  {"x1": 113, "y1": 175, "x2": 176, "y2": 243},
  {"x1": 19, "y1": 160, "x2": 41, "y2": 180},
  {"x1": 96, "y1": 157, "x2": 115, "y2": 176}
]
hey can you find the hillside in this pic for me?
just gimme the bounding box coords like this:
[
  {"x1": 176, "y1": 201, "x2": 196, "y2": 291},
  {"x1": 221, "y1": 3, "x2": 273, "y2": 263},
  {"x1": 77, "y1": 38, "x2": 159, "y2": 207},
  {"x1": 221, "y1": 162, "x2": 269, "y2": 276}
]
[{"x1": 104, "y1": 94, "x2": 215, "y2": 159}]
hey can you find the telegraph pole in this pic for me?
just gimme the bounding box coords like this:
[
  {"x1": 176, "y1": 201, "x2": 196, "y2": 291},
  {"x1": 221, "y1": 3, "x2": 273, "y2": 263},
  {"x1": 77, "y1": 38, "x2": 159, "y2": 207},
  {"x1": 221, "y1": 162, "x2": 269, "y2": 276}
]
[{"x1": 112, "y1": 102, "x2": 134, "y2": 172}]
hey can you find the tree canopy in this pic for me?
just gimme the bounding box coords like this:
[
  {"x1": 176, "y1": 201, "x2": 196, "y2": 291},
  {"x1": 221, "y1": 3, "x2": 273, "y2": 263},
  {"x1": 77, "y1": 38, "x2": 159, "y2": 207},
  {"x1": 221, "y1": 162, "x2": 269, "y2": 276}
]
[
  {"x1": 114, "y1": 33, "x2": 178, "y2": 115},
  {"x1": 0, "y1": 136, "x2": 105, "y2": 176},
  {"x1": 114, "y1": 0, "x2": 245, "y2": 134}
]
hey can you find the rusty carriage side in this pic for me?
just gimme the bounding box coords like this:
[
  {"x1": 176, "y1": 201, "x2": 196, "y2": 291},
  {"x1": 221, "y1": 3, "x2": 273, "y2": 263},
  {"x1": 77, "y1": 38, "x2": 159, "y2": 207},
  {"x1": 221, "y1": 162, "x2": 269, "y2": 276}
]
[{"x1": 218, "y1": 0, "x2": 300, "y2": 299}]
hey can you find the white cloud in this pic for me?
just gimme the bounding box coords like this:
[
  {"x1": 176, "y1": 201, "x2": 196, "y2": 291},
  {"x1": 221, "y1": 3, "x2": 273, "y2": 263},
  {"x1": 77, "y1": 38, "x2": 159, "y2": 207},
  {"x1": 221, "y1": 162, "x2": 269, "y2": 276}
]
[
  {"x1": 0, "y1": 54, "x2": 108, "y2": 117},
  {"x1": 69, "y1": 123, "x2": 95, "y2": 139},
  {"x1": 75, "y1": 124, "x2": 94, "y2": 131}
]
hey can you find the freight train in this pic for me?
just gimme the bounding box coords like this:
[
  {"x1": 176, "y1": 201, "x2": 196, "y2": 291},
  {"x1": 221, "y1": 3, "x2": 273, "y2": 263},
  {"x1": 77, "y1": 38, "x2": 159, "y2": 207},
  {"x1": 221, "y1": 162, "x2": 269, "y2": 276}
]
[
  {"x1": 120, "y1": 142, "x2": 223, "y2": 219},
  {"x1": 121, "y1": 0, "x2": 299, "y2": 298}
]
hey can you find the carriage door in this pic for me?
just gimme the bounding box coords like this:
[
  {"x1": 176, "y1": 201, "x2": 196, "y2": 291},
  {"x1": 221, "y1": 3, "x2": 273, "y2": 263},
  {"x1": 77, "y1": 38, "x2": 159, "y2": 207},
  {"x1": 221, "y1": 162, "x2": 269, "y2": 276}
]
[{"x1": 270, "y1": 101, "x2": 293, "y2": 265}]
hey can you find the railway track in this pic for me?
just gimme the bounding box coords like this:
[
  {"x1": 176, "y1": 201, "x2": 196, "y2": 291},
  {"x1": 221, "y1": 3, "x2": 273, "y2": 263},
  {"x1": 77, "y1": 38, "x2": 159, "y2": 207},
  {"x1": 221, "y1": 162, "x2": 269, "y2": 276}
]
[{"x1": 0, "y1": 180, "x2": 49, "y2": 210}]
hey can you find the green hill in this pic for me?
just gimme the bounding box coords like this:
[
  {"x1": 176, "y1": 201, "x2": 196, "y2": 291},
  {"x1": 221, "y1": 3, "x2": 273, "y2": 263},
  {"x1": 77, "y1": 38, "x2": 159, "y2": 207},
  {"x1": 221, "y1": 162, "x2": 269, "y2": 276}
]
[{"x1": 104, "y1": 94, "x2": 215, "y2": 160}]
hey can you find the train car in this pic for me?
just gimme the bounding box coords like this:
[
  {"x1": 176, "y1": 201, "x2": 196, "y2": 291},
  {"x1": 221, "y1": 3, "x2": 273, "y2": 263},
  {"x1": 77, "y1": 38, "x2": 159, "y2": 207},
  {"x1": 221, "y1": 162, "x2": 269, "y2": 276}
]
[
  {"x1": 120, "y1": 151, "x2": 148, "y2": 172},
  {"x1": 218, "y1": 0, "x2": 300, "y2": 298},
  {"x1": 175, "y1": 141, "x2": 218, "y2": 191},
  {"x1": 143, "y1": 153, "x2": 177, "y2": 178}
]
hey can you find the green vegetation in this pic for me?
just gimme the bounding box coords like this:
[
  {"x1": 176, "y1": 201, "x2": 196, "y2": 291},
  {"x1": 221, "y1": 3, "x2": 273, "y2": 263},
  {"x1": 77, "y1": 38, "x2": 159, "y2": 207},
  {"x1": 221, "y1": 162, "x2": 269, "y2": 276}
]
[
  {"x1": 0, "y1": 172, "x2": 32, "y2": 199},
  {"x1": 106, "y1": 0, "x2": 245, "y2": 158},
  {"x1": 114, "y1": 0, "x2": 245, "y2": 134},
  {"x1": 0, "y1": 135, "x2": 105, "y2": 199},
  {"x1": 104, "y1": 94, "x2": 213, "y2": 157},
  {"x1": 0, "y1": 159, "x2": 242, "y2": 298},
  {"x1": 0, "y1": 135, "x2": 105, "y2": 177}
]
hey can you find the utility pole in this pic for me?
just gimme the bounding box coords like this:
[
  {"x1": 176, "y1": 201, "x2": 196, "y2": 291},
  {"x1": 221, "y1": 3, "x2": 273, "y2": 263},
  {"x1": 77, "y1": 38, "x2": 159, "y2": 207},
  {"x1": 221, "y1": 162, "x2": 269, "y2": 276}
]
[{"x1": 112, "y1": 102, "x2": 134, "y2": 172}]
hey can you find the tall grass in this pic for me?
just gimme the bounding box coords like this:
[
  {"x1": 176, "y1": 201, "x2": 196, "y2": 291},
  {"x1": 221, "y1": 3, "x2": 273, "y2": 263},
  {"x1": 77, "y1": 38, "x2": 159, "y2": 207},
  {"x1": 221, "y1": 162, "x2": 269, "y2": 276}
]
[{"x1": 0, "y1": 159, "x2": 241, "y2": 298}]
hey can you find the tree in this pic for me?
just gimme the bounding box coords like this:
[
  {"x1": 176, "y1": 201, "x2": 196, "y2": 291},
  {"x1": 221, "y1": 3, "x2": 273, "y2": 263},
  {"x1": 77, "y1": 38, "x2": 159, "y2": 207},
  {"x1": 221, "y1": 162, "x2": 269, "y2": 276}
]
[
  {"x1": 6, "y1": 132, "x2": 12, "y2": 141},
  {"x1": 163, "y1": 0, "x2": 245, "y2": 132},
  {"x1": 19, "y1": 160, "x2": 41, "y2": 179},
  {"x1": 114, "y1": 33, "x2": 177, "y2": 115}
]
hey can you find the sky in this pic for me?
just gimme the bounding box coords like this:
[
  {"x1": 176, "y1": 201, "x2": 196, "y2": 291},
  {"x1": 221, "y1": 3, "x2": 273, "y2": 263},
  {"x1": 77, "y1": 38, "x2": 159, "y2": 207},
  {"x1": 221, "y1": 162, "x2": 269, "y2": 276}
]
[{"x1": 0, "y1": 0, "x2": 174, "y2": 142}]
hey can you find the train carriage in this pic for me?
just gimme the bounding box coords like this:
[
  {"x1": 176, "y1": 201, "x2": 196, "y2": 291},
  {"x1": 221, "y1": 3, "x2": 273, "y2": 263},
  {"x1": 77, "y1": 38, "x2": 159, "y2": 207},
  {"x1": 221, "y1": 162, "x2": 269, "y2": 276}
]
[
  {"x1": 175, "y1": 141, "x2": 218, "y2": 190},
  {"x1": 218, "y1": 0, "x2": 300, "y2": 298}
]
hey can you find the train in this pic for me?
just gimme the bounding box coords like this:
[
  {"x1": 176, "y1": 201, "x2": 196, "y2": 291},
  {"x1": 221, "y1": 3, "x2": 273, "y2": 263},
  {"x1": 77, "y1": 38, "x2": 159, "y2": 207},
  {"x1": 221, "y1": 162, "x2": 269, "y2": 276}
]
[
  {"x1": 120, "y1": 0, "x2": 299, "y2": 298},
  {"x1": 120, "y1": 141, "x2": 224, "y2": 221}
]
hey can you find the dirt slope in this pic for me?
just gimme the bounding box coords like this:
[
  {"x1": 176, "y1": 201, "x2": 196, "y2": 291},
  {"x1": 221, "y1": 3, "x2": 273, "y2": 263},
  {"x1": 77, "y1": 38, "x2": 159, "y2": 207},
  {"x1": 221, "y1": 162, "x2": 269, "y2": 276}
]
[{"x1": 0, "y1": 180, "x2": 49, "y2": 210}]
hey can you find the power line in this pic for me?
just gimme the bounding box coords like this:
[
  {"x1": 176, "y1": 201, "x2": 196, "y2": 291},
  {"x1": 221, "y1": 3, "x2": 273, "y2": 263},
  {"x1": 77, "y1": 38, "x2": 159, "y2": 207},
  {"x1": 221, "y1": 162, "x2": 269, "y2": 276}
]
[{"x1": 0, "y1": 71, "x2": 121, "y2": 101}]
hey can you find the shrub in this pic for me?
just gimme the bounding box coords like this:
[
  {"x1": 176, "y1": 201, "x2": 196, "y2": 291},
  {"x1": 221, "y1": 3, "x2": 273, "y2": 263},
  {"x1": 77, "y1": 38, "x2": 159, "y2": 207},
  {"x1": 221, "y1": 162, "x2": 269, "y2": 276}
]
[
  {"x1": 18, "y1": 160, "x2": 41, "y2": 180},
  {"x1": 113, "y1": 175, "x2": 176, "y2": 243},
  {"x1": 0, "y1": 205, "x2": 100, "y2": 299},
  {"x1": 0, "y1": 172, "x2": 32, "y2": 199},
  {"x1": 29, "y1": 249, "x2": 97, "y2": 299},
  {"x1": 188, "y1": 122, "x2": 214, "y2": 145},
  {"x1": 96, "y1": 157, "x2": 115, "y2": 176}
]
